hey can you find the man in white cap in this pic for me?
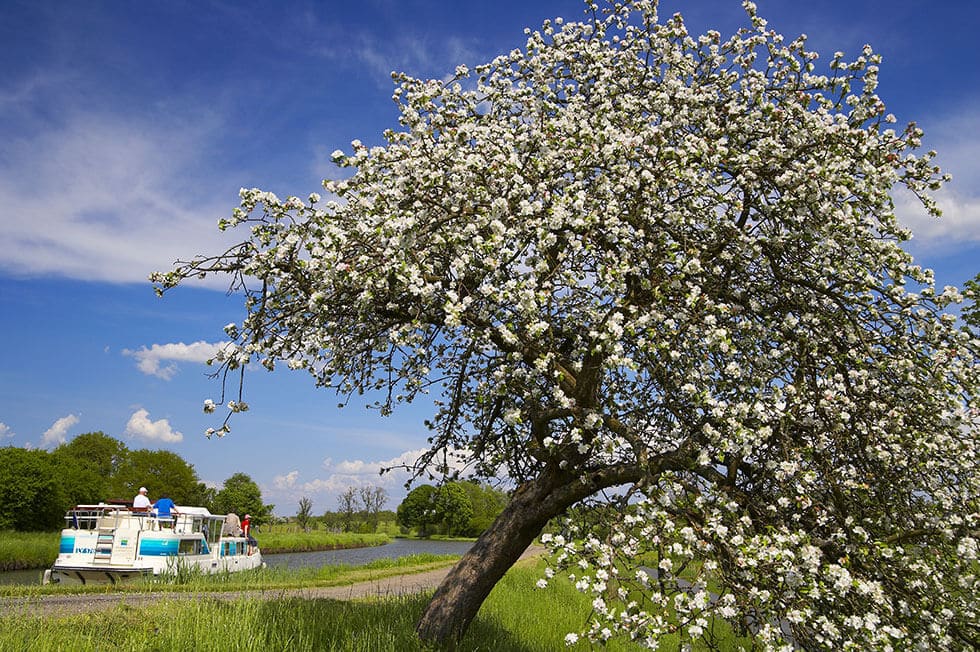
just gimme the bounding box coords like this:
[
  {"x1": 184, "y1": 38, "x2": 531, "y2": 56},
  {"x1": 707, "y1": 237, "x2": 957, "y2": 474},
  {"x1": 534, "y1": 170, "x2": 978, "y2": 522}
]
[{"x1": 133, "y1": 486, "x2": 151, "y2": 510}]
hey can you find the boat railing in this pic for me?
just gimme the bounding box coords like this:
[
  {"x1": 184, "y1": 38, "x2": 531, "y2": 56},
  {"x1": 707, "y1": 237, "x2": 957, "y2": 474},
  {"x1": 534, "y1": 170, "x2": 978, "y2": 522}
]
[
  {"x1": 64, "y1": 505, "x2": 231, "y2": 542},
  {"x1": 65, "y1": 504, "x2": 183, "y2": 532}
]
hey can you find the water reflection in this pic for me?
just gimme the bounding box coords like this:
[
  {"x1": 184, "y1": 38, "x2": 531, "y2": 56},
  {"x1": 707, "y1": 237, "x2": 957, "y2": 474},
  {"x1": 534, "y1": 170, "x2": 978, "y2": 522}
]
[{"x1": 0, "y1": 568, "x2": 43, "y2": 585}]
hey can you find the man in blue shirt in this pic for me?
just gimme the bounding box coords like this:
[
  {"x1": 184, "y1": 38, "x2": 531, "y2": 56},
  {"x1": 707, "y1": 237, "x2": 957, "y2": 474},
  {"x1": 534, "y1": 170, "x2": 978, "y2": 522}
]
[{"x1": 153, "y1": 494, "x2": 178, "y2": 528}]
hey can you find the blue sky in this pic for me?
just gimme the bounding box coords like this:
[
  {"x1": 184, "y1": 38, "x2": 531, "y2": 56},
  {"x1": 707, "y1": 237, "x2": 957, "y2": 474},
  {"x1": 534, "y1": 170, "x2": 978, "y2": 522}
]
[{"x1": 1, "y1": 0, "x2": 977, "y2": 516}]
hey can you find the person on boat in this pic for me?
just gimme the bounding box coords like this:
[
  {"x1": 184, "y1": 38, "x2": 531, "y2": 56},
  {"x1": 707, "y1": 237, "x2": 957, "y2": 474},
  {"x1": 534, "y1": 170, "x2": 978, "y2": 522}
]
[
  {"x1": 221, "y1": 512, "x2": 242, "y2": 536},
  {"x1": 153, "y1": 494, "x2": 178, "y2": 527},
  {"x1": 133, "y1": 487, "x2": 151, "y2": 510},
  {"x1": 243, "y1": 514, "x2": 257, "y2": 554}
]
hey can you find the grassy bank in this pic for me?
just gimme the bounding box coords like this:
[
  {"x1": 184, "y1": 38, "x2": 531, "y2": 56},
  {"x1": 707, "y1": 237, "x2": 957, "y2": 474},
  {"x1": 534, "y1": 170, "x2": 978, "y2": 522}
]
[
  {"x1": 0, "y1": 559, "x2": 658, "y2": 651},
  {"x1": 257, "y1": 530, "x2": 390, "y2": 553},
  {"x1": 0, "y1": 533, "x2": 60, "y2": 571}
]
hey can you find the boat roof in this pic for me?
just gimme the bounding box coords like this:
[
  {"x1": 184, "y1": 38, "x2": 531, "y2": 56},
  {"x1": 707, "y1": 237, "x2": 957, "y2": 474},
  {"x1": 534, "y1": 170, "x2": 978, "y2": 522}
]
[
  {"x1": 69, "y1": 503, "x2": 219, "y2": 518},
  {"x1": 176, "y1": 506, "x2": 215, "y2": 517}
]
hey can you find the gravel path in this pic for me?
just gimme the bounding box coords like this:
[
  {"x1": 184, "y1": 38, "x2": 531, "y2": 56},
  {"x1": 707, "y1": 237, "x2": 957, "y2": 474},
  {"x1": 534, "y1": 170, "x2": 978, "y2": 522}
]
[{"x1": 1, "y1": 545, "x2": 546, "y2": 619}]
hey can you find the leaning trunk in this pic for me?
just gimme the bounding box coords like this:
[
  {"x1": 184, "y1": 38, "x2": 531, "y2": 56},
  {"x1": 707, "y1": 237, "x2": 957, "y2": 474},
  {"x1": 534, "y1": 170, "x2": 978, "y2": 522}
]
[{"x1": 415, "y1": 463, "x2": 644, "y2": 647}]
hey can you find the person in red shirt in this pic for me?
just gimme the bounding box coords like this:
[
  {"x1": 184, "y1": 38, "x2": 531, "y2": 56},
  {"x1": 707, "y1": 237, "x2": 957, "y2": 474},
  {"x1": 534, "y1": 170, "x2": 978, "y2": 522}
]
[{"x1": 242, "y1": 514, "x2": 256, "y2": 555}]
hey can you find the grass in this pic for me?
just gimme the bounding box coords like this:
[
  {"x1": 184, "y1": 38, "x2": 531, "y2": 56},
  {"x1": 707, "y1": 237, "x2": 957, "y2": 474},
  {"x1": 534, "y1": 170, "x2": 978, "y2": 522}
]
[
  {"x1": 0, "y1": 532, "x2": 60, "y2": 571},
  {"x1": 2, "y1": 533, "x2": 745, "y2": 650},
  {"x1": 258, "y1": 530, "x2": 390, "y2": 553},
  {"x1": 0, "y1": 558, "x2": 662, "y2": 651}
]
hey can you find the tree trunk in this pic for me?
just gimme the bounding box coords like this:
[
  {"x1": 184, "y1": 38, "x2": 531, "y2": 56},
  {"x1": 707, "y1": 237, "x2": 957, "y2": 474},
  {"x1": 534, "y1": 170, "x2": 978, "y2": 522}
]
[{"x1": 415, "y1": 463, "x2": 644, "y2": 647}]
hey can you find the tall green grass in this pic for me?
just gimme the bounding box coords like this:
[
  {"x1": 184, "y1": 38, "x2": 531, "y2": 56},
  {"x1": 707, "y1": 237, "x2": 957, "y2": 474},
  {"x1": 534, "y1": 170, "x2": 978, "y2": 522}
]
[
  {"x1": 258, "y1": 530, "x2": 389, "y2": 553},
  {"x1": 0, "y1": 560, "x2": 657, "y2": 651},
  {"x1": 146, "y1": 552, "x2": 461, "y2": 592},
  {"x1": 0, "y1": 532, "x2": 60, "y2": 571},
  {"x1": 0, "y1": 544, "x2": 744, "y2": 650}
]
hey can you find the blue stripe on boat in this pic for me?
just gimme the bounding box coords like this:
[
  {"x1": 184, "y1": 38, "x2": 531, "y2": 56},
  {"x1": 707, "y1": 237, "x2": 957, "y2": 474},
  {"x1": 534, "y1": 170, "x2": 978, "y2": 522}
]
[{"x1": 138, "y1": 538, "x2": 179, "y2": 556}]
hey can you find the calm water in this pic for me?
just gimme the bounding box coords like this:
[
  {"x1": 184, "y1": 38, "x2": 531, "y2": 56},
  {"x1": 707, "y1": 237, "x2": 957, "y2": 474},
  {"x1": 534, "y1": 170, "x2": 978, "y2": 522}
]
[
  {"x1": 0, "y1": 568, "x2": 43, "y2": 585},
  {"x1": 0, "y1": 538, "x2": 473, "y2": 585},
  {"x1": 264, "y1": 538, "x2": 473, "y2": 570}
]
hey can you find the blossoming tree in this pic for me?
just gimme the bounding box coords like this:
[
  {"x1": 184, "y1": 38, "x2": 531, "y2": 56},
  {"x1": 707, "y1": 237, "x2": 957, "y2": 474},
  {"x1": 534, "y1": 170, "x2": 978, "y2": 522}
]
[{"x1": 153, "y1": 1, "x2": 979, "y2": 648}]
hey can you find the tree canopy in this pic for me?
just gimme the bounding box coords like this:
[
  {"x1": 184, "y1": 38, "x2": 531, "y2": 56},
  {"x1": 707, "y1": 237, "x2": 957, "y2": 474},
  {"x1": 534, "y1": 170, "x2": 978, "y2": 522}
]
[
  {"x1": 110, "y1": 448, "x2": 205, "y2": 505},
  {"x1": 0, "y1": 447, "x2": 66, "y2": 531},
  {"x1": 154, "y1": 1, "x2": 979, "y2": 649},
  {"x1": 963, "y1": 272, "x2": 980, "y2": 331},
  {"x1": 396, "y1": 482, "x2": 507, "y2": 537},
  {"x1": 213, "y1": 472, "x2": 273, "y2": 523},
  {"x1": 50, "y1": 431, "x2": 124, "y2": 507},
  {"x1": 396, "y1": 484, "x2": 437, "y2": 536},
  {"x1": 0, "y1": 434, "x2": 272, "y2": 531}
]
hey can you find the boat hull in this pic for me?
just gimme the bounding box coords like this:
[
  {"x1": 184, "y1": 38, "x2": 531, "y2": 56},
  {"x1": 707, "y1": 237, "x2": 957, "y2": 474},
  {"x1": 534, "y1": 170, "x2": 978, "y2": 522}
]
[{"x1": 44, "y1": 566, "x2": 152, "y2": 585}]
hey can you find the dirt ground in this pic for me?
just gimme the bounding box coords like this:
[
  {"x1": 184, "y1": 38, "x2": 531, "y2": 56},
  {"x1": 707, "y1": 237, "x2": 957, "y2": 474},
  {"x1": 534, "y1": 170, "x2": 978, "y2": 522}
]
[{"x1": 1, "y1": 545, "x2": 546, "y2": 618}]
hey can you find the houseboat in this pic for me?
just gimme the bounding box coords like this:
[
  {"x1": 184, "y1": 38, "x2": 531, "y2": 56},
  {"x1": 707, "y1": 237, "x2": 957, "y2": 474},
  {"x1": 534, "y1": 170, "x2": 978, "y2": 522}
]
[{"x1": 43, "y1": 503, "x2": 263, "y2": 585}]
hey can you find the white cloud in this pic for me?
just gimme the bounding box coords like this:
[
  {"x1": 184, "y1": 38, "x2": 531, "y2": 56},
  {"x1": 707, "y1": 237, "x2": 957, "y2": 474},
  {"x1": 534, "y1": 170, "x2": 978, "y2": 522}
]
[
  {"x1": 0, "y1": 422, "x2": 13, "y2": 439},
  {"x1": 274, "y1": 470, "x2": 300, "y2": 490},
  {"x1": 124, "y1": 408, "x2": 183, "y2": 443},
  {"x1": 302, "y1": 448, "x2": 424, "y2": 497},
  {"x1": 896, "y1": 104, "x2": 980, "y2": 249},
  {"x1": 123, "y1": 340, "x2": 229, "y2": 380},
  {"x1": 895, "y1": 188, "x2": 980, "y2": 249},
  {"x1": 318, "y1": 447, "x2": 430, "y2": 488},
  {"x1": 41, "y1": 414, "x2": 80, "y2": 447},
  {"x1": 0, "y1": 105, "x2": 238, "y2": 284}
]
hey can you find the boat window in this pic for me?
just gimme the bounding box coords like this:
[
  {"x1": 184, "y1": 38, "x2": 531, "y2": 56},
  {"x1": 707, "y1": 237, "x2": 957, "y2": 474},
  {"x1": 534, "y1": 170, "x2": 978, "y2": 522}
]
[
  {"x1": 179, "y1": 539, "x2": 203, "y2": 555},
  {"x1": 206, "y1": 518, "x2": 223, "y2": 546}
]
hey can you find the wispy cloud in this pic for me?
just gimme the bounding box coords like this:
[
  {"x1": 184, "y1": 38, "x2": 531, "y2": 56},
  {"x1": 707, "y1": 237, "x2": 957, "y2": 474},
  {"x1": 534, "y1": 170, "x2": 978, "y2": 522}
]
[
  {"x1": 273, "y1": 470, "x2": 300, "y2": 490},
  {"x1": 123, "y1": 340, "x2": 229, "y2": 380},
  {"x1": 0, "y1": 96, "x2": 237, "y2": 284},
  {"x1": 124, "y1": 408, "x2": 183, "y2": 443},
  {"x1": 895, "y1": 189, "x2": 980, "y2": 249},
  {"x1": 304, "y1": 15, "x2": 484, "y2": 86},
  {"x1": 308, "y1": 448, "x2": 431, "y2": 496},
  {"x1": 0, "y1": 421, "x2": 15, "y2": 439},
  {"x1": 896, "y1": 103, "x2": 980, "y2": 249},
  {"x1": 41, "y1": 414, "x2": 80, "y2": 447}
]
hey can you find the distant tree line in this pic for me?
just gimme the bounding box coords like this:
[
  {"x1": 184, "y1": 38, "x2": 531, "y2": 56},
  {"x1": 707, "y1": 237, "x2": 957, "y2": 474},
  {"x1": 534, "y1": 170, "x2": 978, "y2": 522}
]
[
  {"x1": 396, "y1": 481, "x2": 509, "y2": 538},
  {"x1": 0, "y1": 432, "x2": 273, "y2": 531},
  {"x1": 301, "y1": 486, "x2": 392, "y2": 533},
  {"x1": 286, "y1": 481, "x2": 510, "y2": 538}
]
